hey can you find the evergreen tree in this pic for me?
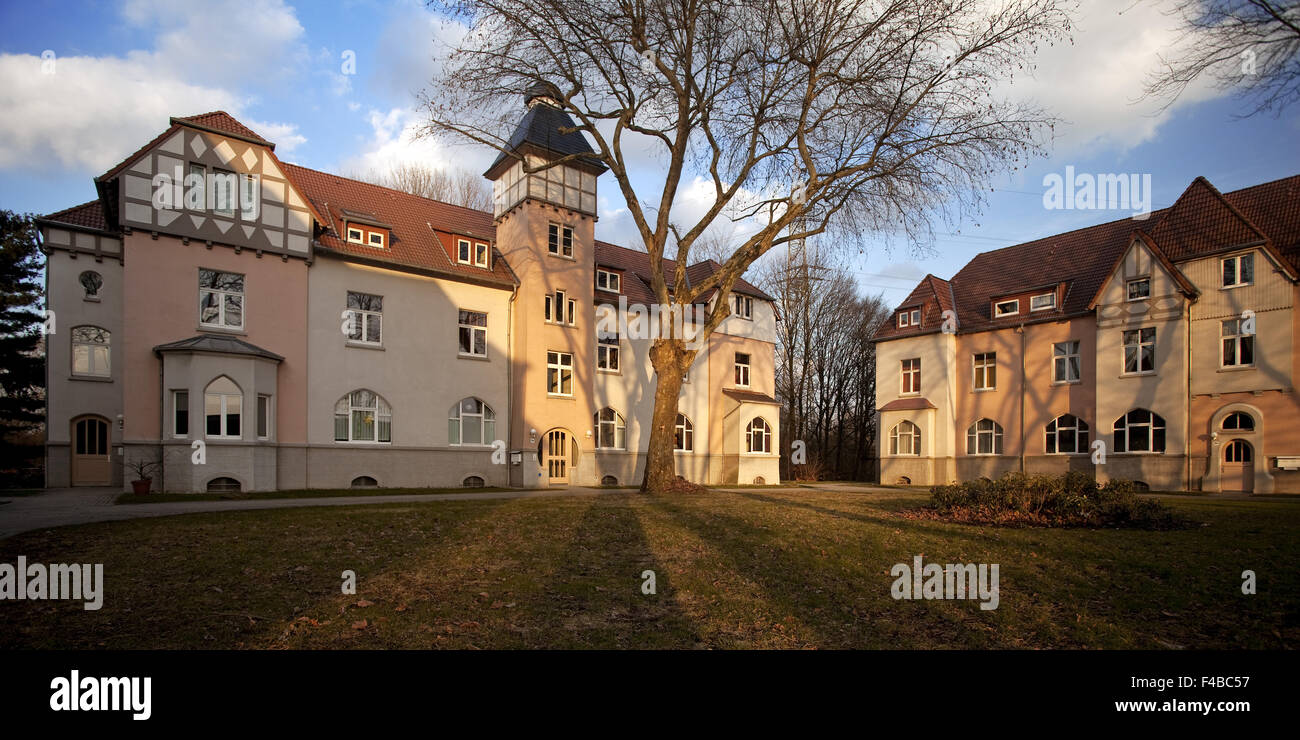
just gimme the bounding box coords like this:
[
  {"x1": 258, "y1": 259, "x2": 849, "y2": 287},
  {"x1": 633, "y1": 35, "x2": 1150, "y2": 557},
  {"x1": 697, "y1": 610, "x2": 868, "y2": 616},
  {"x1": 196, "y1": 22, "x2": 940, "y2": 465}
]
[{"x1": 0, "y1": 210, "x2": 45, "y2": 477}]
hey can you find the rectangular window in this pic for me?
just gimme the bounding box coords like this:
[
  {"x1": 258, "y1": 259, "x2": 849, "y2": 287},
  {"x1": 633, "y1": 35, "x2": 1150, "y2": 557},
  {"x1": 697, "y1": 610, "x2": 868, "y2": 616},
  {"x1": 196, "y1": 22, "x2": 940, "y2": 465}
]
[
  {"x1": 1126, "y1": 277, "x2": 1150, "y2": 301},
  {"x1": 596, "y1": 269, "x2": 621, "y2": 293},
  {"x1": 547, "y1": 351, "x2": 573, "y2": 395},
  {"x1": 205, "y1": 389, "x2": 241, "y2": 439},
  {"x1": 1222, "y1": 253, "x2": 1254, "y2": 288},
  {"x1": 910, "y1": 309, "x2": 920, "y2": 325},
  {"x1": 545, "y1": 290, "x2": 575, "y2": 326},
  {"x1": 973, "y1": 352, "x2": 996, "y2": 390},
  {"x1": 459, "y1": 310, "x2": 487, "y2": 357},
  {"x1": 1222, "y1": 318, "x2": 1255, "y2": 367},
  {"x1": 547, "y1": 223, "x2": 574, "y2": 257},
  {"x1": 344, "y1": 291, "x2": 383, "y2": 345},
  {"x1": 1122, "y1": 327, "x2": 1155, "y2": 374},
  {"x1": 734, "y1": 294, "x2": 753, "y2": 319},
  {"x1": 347, "y1": 227, "x2": 364, "y2": 244},
  {"x1": 241, "y1": 174, "x2": 258, "y2": 221},
  {"x1": 211, "y1": 169, "x2": 236, "y2": 216},
  {"x1": 994, "y1": 299, "x2": 1019, "y2": 317},
  {"x1": 734, "y1": 352, "x2": 751, "y2": 387},
  {"x1": 71, "y1": 326, "x2": 111, "y2": 377},
  {"x1": 188, "y1": 163, "x2": 205, "y2": 210},
  {"x1": 598, "y1": 332, "x2": 620, "y2": 372},
  {"x1": 897, "y1": 311, "x2": 910, "y2": 328},
  {"x1": 256, "y1": 394, "x2": 270, "y2": 439},
  {"x1": 474, "y1": 242, "x2": 489, "y2": 268},
  {"x1": 198, "y1": 269, "x2": 245, "y2": 330},
  {"x1": 173, "y1": 390, "x2": 189, "y2": 438},
  {"x1": 1053, "y1": 341, "x2": 1081, "y2": 383},
  {"x1": 458, "y1": 239, "x2": 472, "y2": 264},
  {"x1": 368, "y1": 231, "x2": 385, "y2": 248},
  {"x1": 901, "y1": 358, "x2": 920, "y2": 394},
  {"x1": 1030, "y1": 293, "x2": 1056, "y2": 311}
]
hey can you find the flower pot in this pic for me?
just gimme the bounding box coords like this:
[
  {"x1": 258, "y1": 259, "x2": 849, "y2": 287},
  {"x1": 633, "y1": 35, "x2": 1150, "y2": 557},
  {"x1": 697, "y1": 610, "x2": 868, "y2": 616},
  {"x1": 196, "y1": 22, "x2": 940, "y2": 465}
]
[{"x1": 131, "y1": 478, "x2": 152, "y2": 495}]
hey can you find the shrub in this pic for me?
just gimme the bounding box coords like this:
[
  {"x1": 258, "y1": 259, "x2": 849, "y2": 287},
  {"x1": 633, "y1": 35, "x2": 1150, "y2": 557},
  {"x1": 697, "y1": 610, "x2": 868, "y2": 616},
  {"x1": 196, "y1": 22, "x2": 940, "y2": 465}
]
[{"x1": 922, "y1": 472, "x2": 1188, "y2": 529}]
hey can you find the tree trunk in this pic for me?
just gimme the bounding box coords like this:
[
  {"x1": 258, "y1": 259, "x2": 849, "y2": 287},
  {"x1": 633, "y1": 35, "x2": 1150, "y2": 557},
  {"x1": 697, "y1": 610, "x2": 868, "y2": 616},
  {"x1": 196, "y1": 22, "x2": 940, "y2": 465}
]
[{"x1": 641, "y1": 338, "x2": 691, "y2": 493}]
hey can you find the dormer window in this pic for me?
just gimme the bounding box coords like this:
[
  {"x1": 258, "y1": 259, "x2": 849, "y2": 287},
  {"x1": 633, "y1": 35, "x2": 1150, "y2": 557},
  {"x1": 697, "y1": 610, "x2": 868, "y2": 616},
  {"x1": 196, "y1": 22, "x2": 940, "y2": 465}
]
[
  {"x1": 994, "y1": 299, "x2": 1019, "y2": 317},
  {"x1": 475, "y1": 242, "x2": 489, "y2": 268},
  {"x1": 897, "y1": 308, "x2": 921, "y2": 328},
  {"x1": 597, "y1": 269, "x2": 621, "y2": 293},
  {"x1": 368, "y1": 231, "x2": 385, "y2": 248},
  {"x1": 1030, "y1": 293, "x2": 1055, "y2": 311},
  {"x1": 347, "y1": 227, "x2": 364, "y2": 244}
]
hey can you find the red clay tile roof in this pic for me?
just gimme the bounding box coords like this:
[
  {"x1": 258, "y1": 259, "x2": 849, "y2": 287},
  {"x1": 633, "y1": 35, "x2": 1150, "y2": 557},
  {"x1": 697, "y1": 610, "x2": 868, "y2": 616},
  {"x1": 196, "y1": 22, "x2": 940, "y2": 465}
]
[
  {"x1": 280, "y1": 162, "x2": 515, "y2": 287},
  {"x1": 879, "y1": 397, "x2": 937, "y2": 411},
  {"x1": 172, "y1": 111, "x2": 273, "y2": 147},
  {"x1": 723, "y1": 389, "x2": 781, "y2": 405},
  {"x1": 593, "y1": 242, "x2": 773, "y2": 306},
  {"x1": 38, "y1": 200, "x2": 112, "y2": 233},
  {"x1": 874, "y1": 174, "x2": 1300, "y2": 342}
]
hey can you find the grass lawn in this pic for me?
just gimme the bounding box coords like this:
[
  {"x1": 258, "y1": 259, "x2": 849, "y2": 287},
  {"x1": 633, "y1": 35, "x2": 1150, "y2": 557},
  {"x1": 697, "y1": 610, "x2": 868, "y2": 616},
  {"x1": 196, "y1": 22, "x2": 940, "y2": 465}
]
[
  {"x1": 114, "y1": 486, "x2": 515, "y2": 504},
  {"x1": 1, "y1": 488, "x2": 1295, "y2": 649}
]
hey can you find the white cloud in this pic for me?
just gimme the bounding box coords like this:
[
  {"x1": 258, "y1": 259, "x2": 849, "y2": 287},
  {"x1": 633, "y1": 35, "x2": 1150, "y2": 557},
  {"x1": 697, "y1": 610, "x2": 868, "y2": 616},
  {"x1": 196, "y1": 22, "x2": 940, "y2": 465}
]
[
  {"x1": 1000, "y1": 0, "x2": 1224, "y2": 156},
  {"x1": 337, "y1": 106, "x2": 495, "y2": 179},
  {"x1": 0, "y1": 0, "x2": 308, "y2": 174}
]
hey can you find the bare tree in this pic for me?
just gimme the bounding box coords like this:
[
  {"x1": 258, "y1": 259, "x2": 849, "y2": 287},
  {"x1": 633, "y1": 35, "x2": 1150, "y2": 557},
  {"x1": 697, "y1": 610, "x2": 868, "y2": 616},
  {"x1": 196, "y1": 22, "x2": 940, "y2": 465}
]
[
  {"x1": 421, "y1": 0, "x2": 1071, "y2": 492},
  {"x1": 351, "y1": 163, "x2": 493, "y2": 211},
  {"x1": 1142, "y1": 0, "x2": 1300, "y2": 116}
]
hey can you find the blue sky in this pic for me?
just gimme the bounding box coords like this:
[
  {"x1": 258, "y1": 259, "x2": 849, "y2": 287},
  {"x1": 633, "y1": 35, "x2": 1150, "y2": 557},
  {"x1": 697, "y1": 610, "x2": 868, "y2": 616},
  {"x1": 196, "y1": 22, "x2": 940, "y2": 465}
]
[{"x1": 2, "y1": 0, "x2": 1298, "y2": 308}]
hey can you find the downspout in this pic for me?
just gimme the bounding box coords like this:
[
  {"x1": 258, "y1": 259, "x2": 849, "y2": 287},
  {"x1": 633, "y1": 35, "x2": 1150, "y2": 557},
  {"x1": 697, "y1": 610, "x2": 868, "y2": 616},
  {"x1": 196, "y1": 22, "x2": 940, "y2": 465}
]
[
  {"x1": 507, "y1": 278, "x2": 518, "y2": 487},
  {"x1": 1185, "y1": 296, "x2": 1192, "y2": 491},
  {"x1": 1018, "y1": 323, "x2": 1026, "y2": 474}
]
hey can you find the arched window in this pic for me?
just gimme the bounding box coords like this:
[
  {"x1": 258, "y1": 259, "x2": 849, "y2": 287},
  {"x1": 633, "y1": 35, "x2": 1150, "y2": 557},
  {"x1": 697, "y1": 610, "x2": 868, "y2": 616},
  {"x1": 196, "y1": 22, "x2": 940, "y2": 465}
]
[
  {"x1": 351, "y1": 475, "x2": 378, "y2": 489},
  {"x1": 1114, "y1": 408, "x2": 1165, "y2": 453},
  {"x1": 1222, "y1": 411, "x2": 1254, "y2": 431},
  {"x1": 71, "y1": 326, "x2": 110, "y2": 377},
  {"x1": 204, "y1": 376, "x2": 242, "y2": 438},
  {"x1": 746, "y1": 417, "x2": 772, "y2": 453},
  {"x1": 966, "y1": 419, "x2": 1004, "y2": 455},
  {"x1": 1045, "y1": 414, "x2": 1089, "y2": 454},
  {"x1": 889, "y1": 421, "x2": 921, "y2": 456},
  {"x1": 674, "y1": 413, "x2": 694, "y2": 451},
  {"x1": 448, "y1": 397, "x2": 495, "y2": 445},
  {"x1": 79, "y1": 271, "x2": 103, "y2": 298},
  {"x1": 462, "y1": 475, "x2": 486, "y2": 488},
  {"x1": 334, "y1": 390, "x2": 391, "y2": 443},
  {"x1": 206, "y1": 477, "x2": 241, "y2": 493},
  {"x1": 594, "y1": 407, "x2": 626, "y2": 449}
]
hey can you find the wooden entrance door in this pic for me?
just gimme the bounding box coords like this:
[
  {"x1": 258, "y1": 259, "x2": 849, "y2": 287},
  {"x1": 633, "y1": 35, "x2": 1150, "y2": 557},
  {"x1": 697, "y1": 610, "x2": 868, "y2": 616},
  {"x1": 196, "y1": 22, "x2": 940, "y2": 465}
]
[
  {"x1": 545, "y1": 429, "x2": 570, "y2": 485},
  {"x1": 1222, "y1": 439, "x2": 1254, "y2": 493},
  {"x1": 71, "y1": 416, "x2": 111, "y2": 486}
]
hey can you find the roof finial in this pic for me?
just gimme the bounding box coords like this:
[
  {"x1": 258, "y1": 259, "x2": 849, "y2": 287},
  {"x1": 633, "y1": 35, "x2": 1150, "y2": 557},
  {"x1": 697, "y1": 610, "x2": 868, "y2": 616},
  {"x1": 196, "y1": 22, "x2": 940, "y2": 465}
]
[{"x1": 524, "y1": 80, "x2": 562, "y2": 109}]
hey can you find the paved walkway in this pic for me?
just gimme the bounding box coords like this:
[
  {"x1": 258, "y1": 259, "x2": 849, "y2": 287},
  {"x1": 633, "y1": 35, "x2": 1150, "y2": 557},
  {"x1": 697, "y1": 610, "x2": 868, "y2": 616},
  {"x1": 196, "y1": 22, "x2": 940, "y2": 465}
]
[{"x1": 0, "y1": 482, "x2": 902, "y2": 541}]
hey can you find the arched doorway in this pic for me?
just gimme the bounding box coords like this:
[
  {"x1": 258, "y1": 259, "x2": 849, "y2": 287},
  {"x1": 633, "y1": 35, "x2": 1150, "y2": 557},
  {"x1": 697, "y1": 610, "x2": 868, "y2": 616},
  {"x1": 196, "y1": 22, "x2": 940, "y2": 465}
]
[
  {"x1": 71, "y1": 415, "x2": 111, "y2": 486},
  {"x1": 1222, "y1": 440, "x2": 1254, "y2": 493}
]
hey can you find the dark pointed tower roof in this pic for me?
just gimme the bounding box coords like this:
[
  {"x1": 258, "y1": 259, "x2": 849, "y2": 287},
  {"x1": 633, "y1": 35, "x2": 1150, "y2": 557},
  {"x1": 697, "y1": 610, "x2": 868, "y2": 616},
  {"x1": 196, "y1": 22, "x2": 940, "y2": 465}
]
[{"x1": 483, "y1": 82, "x2": 606, "y2": 179}]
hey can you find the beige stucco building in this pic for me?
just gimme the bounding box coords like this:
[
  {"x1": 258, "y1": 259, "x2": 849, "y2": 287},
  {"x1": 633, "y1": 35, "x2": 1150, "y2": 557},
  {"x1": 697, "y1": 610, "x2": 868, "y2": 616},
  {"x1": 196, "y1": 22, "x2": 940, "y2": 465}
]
[
  {"x1": 874, "y1": 175, "x2": 1300, "y2": 493},
  {"x1": 38, "y1": 99, "x2": 779, "y2": 493}
]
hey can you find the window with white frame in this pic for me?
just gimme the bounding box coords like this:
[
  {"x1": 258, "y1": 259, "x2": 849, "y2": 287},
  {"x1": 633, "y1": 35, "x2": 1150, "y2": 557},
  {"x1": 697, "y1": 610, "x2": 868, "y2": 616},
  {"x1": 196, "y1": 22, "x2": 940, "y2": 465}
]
[
  {"x1": 1053, "y1": 341, "x2": 1081, "y2": 383},
  {"x1": 901, "y1": 358, "x2": 920, "y2": 394},
  {"x1": 966, "y1": 418, "x2": 1004, "y2": 455},
  {"x1": 547, "y1": 223, "x2": 574, "y2": 257},
  {"x1": 547, "y1": 351, "x2": 573, "y2": 396},
  {"x1": 1114, "y1": 408, "x2": 1165, "y2": 453},
  {"x1": 1221, "y1": 318, "x2": 1254, "y2": 367},
  {"x1": 734, "y1": 294, "x2": 753, "y2": 319},
  {"x1": 746, "y1": 417, "x2": 772, "y2": 453},
  {"x1": 1030, "y1": 292, "x2": 1056, "y2": 311},
  {"x1": 241, "y1": 174, "x2": 258, "y2": 221},
  {"x1": 448, "y1": 397, "x2": 495, "y2": 445},
  {"x1": 204, "y1": 376, "x2": 242, "y2": 439},
  {"x1": 458, "y1": 310, "x2": 487, "y2": 357},
  {"x1": 368, "y1": 231, "x2": 385, "y2": 248},
  {"x1": 347, "y1": 227, "x2": 364, "y2": 244},
  {"x1": 457, "y1": 239, "x2": 472, "y2": 264},
  {"x1": 973, "y1": 352, "x2": 996, "y2": 390},
  {"x1": 334, "y1": 390, "x2": 391, "y2": 443},
  {"x1": 596, "y1": 269, "x2": 621, "y2": 293},
  {"x1": 674, "y1": 413, "x2": 694, "y2": 451},
  {"x1": 474, "y1": 242, "x2": 489, "y2": 268},
  {"x1": 199, "y1": 269, "x2": 245, "y2": 330},
  {"x1": 345, "y1": 291, "x2": 383, "y2": 345},
  {"x1": 1126, "y1": 277, "x2": 1150, "y2": 301},
  {"x1": 595, "y1": 408, "x2": 626, "y2": 449},
  {"x1": 256, "y1": 394, "x2": 271, "y2": 439},
  {"x1": 889, "y1": 420, "x2": 921, "y2": 455},
  {"x1": 211, "y1": 169, "x2": 236, "y2": 216},
  {"x1": 994, "y1": 299, "x2": 1019, "y2": 317},
  {"x1": 1222, "y1": 253, "x2": 1254, "y2": 288},
  {"x1": 188, "y1": 163, "x2": 206, "y2": 210},
  {"x1": 1122, "y1": 327, "x2": 1155, "y2": 374},
  {"x1": 897, "y1": 311, "x2": 910, "y2": 328},
  {"x1": 597, "y1": 331, "x2": 619, "y2": 372},
  {"x1": 71, "y1": 326, "x2": 110, "y2": 377},
  {"x1": 734, "y1": 352, "x2": 751, "y2": 387},
  {"x1": 1045, "y1": 414, "x2": 1089, "y2": 454},
  {"x1": 173, "y1": 390, "x2": 189, "y2": 437},
  {"x1": 545, "y1": 290, "x2": 576, "y2": 325}
]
